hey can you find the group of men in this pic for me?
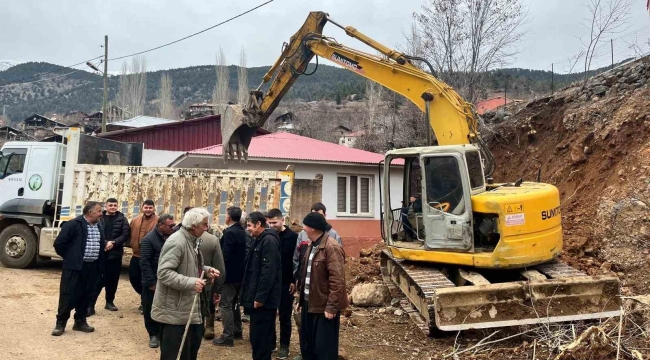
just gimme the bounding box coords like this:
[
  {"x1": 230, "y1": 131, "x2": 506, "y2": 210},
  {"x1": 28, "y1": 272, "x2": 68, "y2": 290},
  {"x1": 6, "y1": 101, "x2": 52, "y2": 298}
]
[{"x1": 50, "y1": 199, "x2": 348, "y2": 360}]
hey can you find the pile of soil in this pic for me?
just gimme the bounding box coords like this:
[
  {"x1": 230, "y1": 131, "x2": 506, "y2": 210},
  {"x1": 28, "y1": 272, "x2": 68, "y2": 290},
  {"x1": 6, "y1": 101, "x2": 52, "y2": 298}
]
[
  {"x1": 346, "y1": 242, "x2": 385, "y2": 289},
  {"x1": 487, "y1": 56, "x2": 650, "y2": 295}
]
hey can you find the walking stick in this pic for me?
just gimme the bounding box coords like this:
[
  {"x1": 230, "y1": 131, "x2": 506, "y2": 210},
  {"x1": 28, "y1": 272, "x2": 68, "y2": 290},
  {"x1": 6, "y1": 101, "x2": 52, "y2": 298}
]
[{"x1": 177, "y1": 270, "x2": 205, "y2": 360}]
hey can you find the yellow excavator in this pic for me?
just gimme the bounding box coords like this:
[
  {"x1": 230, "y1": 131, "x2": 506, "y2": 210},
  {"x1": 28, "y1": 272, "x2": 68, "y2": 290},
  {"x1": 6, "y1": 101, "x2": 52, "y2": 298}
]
[{"x1": 222, "y1": 11, "x2": 621, "y2": 334}]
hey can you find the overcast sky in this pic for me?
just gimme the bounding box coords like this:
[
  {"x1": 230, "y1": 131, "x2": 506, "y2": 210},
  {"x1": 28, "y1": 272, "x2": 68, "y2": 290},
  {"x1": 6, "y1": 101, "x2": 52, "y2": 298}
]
[{"x1": 2, "y1": 0, "x2": 649, "y2": 74}]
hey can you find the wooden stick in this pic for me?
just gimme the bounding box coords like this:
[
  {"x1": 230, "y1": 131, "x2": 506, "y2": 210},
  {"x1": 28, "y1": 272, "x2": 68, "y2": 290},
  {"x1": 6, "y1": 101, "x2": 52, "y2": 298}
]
[
  {"x1": 616, "y1": 307, "x2": 624, "y2": 360},
  {"x1": 177, "y1": 270, "x2": 205, "y2": 360}
]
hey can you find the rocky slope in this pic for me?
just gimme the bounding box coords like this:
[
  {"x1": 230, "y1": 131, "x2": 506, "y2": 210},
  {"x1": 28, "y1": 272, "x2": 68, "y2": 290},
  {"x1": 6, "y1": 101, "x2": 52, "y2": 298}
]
[{"x1": 487, "y1": 56, "x2": 650, "y2": 295}]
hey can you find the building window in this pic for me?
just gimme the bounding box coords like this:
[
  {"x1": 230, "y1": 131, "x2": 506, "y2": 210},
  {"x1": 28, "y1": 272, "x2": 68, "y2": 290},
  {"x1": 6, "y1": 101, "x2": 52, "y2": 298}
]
[{"x1": 337, "y1": 174, "x2": 372, "y2": 216}]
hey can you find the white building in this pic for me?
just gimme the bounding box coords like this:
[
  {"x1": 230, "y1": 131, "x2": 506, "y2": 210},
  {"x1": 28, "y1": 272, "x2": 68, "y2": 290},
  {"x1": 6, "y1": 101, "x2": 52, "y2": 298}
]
[{"x1": 171, "y1": 132, "x2": 403, "y2": 255}]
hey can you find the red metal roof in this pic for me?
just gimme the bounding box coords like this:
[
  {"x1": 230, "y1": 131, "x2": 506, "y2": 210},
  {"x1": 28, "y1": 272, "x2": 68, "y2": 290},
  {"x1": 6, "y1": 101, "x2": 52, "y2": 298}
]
[
  {"x1": 189, "y1": 132, "x2": 388, "y2": 165},
  {"x1": 97, "y1": 114, "x2": 267, "y2": 152},
  {"x1": 476, "y1": 96, "x2": 513, "y2": 115}
]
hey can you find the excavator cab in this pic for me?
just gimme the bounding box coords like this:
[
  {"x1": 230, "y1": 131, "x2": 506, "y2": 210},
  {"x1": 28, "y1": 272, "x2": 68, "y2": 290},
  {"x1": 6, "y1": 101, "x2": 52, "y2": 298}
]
[{"x1": 385, "y1": 145, "x2": 480, "y2": 253}]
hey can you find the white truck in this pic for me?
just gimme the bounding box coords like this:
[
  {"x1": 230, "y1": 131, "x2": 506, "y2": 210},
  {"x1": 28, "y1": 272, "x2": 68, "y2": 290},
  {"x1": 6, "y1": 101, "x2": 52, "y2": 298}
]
[{"x1": 0, "y1": 127, "x2": 294, "y2": 268}]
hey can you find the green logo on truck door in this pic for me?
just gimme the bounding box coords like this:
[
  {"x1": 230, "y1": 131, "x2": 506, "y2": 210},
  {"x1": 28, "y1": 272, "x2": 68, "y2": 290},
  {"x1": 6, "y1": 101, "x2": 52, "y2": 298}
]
[{"x1": 28, "y1": 174, "x2": 43, "y2": 191}]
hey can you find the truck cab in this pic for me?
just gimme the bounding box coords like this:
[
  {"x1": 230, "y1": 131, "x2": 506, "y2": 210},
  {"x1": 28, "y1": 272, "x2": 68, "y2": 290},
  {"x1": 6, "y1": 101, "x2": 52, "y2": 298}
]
[{"x1": 0, "y1": 141, "x2": 64, "y2": 268}]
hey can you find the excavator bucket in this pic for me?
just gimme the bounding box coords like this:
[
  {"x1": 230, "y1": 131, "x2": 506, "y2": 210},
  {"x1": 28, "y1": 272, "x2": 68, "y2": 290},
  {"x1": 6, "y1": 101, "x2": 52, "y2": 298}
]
[
  {"x1": 380, "y1": 251, "x2": 622, "y2": 334},
  {"x1": 221, "y1": 105, "x2": 257, "y2": 162}
]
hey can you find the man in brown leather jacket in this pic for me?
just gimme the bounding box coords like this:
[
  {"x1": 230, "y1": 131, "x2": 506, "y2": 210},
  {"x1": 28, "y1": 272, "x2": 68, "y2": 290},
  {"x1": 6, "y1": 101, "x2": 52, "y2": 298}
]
[{"x1": 296, "y1": 212, "x2": 348, "y2": 360}]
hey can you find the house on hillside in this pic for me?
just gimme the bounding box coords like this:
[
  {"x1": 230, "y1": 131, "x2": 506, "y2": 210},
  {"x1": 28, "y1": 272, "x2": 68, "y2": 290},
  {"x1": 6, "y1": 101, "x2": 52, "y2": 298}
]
[
  {"x1": 274, "y1": 112, "x2": 296, "y2": 130},
  {"x1": 185, "y1": 102, "x2": 214, "y2": 119},
  {"x1": 0, "y1": 126, "x2": 36, "y2": 147},
  {"x1": 18, "y1": 114, "x2": 67, "y2": 139},
  {"x1": 170, "y1": 132, "x2": 404, "y2": 256},
  {"x1": 339, "y1": 129, "x2": 365, "y2": 148}
]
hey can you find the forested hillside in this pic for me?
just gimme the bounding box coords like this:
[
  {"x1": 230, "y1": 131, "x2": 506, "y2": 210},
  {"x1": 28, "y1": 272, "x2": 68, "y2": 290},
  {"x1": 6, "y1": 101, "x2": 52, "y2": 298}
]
[{"x1": 0, "y1": 60, "x2": 620, "y2": 123}]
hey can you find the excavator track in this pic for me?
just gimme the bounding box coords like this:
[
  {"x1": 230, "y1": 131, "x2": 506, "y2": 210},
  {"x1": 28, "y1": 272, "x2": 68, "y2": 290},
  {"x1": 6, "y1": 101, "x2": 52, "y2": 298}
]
[{"x1": 380, "y1": 250, "x2": 621, "y2": 335}]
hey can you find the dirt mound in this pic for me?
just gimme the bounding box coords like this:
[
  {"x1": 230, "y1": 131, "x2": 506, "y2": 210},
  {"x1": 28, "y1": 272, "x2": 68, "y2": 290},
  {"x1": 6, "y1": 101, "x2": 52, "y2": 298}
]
[
  {"x1": 488, "y1": 56, "x2": 650, "y2": 295},
  {"x1": 346, "y1": 242, "x2": 385, "y2": 289}
]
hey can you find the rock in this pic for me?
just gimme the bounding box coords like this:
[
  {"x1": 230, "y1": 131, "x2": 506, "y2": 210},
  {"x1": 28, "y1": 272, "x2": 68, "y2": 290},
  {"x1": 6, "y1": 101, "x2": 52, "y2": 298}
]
[
  {"x1": 618, "y1": 169, "x2": 625, "y2": 176},
  {"x1": 360, "y1": 257, "x2": 371, "y2": 265},
  {"x1": 592, "y1": 85, "x2": 608, "y2": 96},
  {"x1": 578, "y1": 94, "x2": 588, "y2": 102},
  {"x1": 394, "y1": 309, "x2": 404, "y2": 316},
  {"x1": 591, "y1": 96, "x2": 600, "y2": 101},
  {"x1": 378, "y1": 307, "x2": 387, "y2": 314},
  {"x1": 390, "y1": 298, "x2": 400, "y2": 307},
  {"x1": 359, "y1": 248, "x2": 373, "y2": 257},
  {"x1": 571, "y1": 146, "x2": 587, "y2": 165},
  {"x1": 583, "y1": 146, "x2": 592, "y2": 155},
  {"x1": 351, "y1": 283, "x2": 390, "y2": 307}
]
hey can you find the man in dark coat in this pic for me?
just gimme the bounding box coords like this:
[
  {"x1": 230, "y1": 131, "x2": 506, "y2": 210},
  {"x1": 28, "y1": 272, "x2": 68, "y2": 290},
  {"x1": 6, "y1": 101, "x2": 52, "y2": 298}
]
[
  {"x1": 88, "y1": 197, "x2": 130, "y2": 315},
  {"x1": 266, "y1": 208, "x2": 298, "y2": 359},
  {"x1": 140, "y1": 214, "x2": 176, "y2": 348},
  {"x1": 51, "y1": 201, "x2": 106, "y2": 336},
  {"x1": 240, "y1": 211, "x2": 282, "y2": 360},
  {"x1": 213, "y1": 206, "x2": 248, "y2": 347}
]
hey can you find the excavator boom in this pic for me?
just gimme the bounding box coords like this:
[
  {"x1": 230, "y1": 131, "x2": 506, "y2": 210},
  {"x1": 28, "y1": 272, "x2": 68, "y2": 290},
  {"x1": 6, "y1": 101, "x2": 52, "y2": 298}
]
[{"x1": 221, "y1": 11, "x2": 482, "y2": 162}]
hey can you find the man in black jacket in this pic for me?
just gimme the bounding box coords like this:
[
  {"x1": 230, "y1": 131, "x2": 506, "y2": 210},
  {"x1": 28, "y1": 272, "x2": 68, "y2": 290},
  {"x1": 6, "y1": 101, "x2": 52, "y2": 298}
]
[
  {"x1": 266, "y1": 208, "x2": 298, "y2": 359},
  {"x1": 88, "y1": 198, "x2": 130, "y2": 315},
  {"x1": 51, "y1": 201, "x2": 105, "y2": 336},
  {"x1": 240, "y1": 211, "x2": 281, "y2": 360},
  {"x1": 140, "y1": 214, "x2": 176, "y2": 349},
  {"x1": 213, "y1": 206, "x2": 247, "y2": 347}
]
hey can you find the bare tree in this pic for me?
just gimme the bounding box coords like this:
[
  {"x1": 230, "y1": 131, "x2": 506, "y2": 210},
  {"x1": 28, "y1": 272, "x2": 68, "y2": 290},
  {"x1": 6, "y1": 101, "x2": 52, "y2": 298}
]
[
  {"x1": 365, "y1": 80, "x2": 384, "y2": 130},
  {"x1": 237, "y1": 47, "x2": 249, "y2": 105},
  {"x1": 583, "y1": 0, "x2": 633, "y2": 75},
  {"x1": 115, "y1": 56, "x2": 147, "y2": 120},
  {"x1": 212, "y1": 47, "x2": 229, "y2": 116},
  {"x1": 157, "y1": 73, "x2": 176, "y2": 119},
  {"x1": 413, "y1": 0, "x2": 526, "y2": 103}
]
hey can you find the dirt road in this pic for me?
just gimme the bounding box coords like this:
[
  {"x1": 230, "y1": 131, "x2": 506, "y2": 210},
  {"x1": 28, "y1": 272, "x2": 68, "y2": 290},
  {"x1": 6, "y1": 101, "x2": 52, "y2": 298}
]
[{"x1": 0, "y1": 262, "x2": 443, "y2": 360}]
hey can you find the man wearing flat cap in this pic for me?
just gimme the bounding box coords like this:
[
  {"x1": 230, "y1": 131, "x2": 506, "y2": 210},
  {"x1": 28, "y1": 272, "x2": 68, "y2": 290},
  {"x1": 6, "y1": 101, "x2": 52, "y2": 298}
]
[{"x1": 296, "y1": 212, "x2": 348, "y2": 360}]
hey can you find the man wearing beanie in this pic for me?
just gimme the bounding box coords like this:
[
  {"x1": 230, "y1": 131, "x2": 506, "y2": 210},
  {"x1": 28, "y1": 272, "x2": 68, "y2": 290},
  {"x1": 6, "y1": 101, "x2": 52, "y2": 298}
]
[{"x1": 296, "y1": 212, "x2": 348, "y2": 360}]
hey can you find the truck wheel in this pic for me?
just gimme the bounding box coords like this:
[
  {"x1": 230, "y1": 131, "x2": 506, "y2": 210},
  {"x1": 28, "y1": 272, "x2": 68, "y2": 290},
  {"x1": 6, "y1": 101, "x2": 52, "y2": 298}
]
[{"x1": 0, "y1": 224, "x2": 38, "y2": 269}]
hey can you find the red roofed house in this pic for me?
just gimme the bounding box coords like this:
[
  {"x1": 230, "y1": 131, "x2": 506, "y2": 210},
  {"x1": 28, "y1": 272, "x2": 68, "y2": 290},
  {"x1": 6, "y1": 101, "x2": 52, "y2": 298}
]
[{"x1": 171, "y1": 132, "x2": 404, "y2": 256}]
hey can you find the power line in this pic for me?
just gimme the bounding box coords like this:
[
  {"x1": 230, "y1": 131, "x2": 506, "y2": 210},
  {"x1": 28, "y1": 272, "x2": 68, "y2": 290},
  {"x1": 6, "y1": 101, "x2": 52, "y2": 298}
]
[
  {"x1": 0, "y1": 55, "x2": 104, "y2": 88},
  {"x1": 1, "y1": 0, "x2": 274, "y2": 89},
  {"x1": 108, "y1": 0, "x2": 274, "y2": 61}
]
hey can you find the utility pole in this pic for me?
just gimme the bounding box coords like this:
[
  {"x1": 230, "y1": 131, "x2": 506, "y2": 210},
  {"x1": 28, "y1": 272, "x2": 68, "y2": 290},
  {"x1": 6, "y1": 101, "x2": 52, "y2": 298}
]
[
  {"x1": 102, "y1": 35, "x2": 108, "y2": 133},
  {"x1": 551, "y1": 63, "x2": 554, "y2": 95},
  {"x1": 610, "y1": 39, "x2": 614, "y2": 71}
]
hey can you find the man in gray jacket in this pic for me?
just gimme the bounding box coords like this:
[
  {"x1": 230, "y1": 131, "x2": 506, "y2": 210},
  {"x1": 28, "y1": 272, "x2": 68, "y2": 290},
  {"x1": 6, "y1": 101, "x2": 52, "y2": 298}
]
[
  {"x1": 200, "y1": 227, "x2": 226, "y2": 340},
  {"x1": 152, "y1": 208, "x2": 220, "y2": 360}
]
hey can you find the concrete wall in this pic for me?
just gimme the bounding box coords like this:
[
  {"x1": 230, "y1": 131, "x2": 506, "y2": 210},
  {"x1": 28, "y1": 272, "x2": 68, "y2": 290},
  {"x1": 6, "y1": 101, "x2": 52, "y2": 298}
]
[{"x1": 173, "y1": 155, "x2": 405, "y2": 255}]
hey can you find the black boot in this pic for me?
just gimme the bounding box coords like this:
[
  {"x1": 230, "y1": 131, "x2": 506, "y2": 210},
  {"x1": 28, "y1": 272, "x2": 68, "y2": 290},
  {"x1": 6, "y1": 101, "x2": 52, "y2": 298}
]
[
  {"x1": 87, "y1": 307, "x2": 96, "y2": 317},
  {"x1": 72, "y1": 321, "x2": 95, "y2": 333},
  {"x1": 51, "y1": 324, "x2": 65, "y2": 336},
  {"x1": 104, "y1": 302, "x2": 118, "y2": 311},
  {"x1": 149, "y1": 335, "x2": 160, "y2": 348},
  {"x1": 212, "y1": 336, "x2": 234, "y2": 347}
]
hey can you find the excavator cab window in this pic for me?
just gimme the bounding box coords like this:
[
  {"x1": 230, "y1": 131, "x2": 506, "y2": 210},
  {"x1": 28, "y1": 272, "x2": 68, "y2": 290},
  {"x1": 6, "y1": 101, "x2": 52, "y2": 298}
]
[{"x1": 423, "y1": 156, "x2": 465, "y2": 215}]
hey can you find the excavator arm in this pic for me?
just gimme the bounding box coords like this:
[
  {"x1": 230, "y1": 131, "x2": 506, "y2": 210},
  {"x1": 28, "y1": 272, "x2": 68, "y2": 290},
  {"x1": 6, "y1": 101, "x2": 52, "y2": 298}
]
[{"x1": 222, "y1": 11, "x2": 487, "y2": 168}]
